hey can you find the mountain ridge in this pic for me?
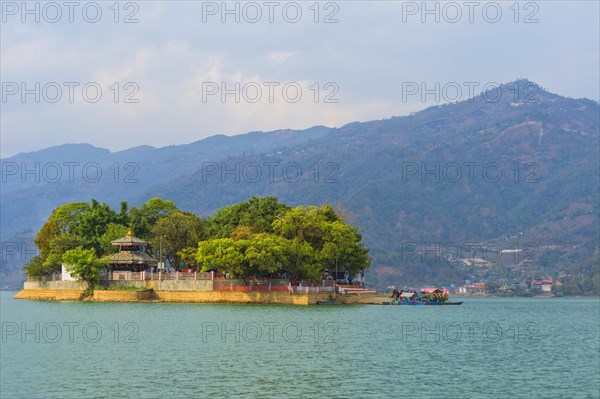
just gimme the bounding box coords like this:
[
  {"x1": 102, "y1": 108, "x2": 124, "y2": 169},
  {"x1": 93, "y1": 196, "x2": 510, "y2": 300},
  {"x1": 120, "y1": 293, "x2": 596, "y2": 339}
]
[{"x1": 2, "y1": 79, "x2": 598, "y2": 290}]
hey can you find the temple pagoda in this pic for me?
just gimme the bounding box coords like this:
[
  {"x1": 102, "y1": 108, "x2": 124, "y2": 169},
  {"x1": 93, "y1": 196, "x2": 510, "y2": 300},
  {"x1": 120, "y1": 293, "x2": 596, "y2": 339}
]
[{"x1": 109, "y1": 229, "x2": 158, "y2": 271}]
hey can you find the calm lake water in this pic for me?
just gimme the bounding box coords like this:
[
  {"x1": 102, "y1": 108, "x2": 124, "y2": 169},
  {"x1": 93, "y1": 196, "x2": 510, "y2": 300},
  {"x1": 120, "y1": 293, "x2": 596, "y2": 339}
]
[{"x1": 1, "y1": 292, "x2": 599, "y2": 399}]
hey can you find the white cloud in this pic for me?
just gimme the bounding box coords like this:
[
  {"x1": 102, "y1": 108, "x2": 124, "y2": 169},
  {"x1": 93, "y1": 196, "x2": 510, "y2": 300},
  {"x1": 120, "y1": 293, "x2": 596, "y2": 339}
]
[
  {"x1": 0, "y1": 1, "x2": 598, "y2": 157},
  {"x1": 268, "y1": 51, "x2": 300, "y2": 64}
]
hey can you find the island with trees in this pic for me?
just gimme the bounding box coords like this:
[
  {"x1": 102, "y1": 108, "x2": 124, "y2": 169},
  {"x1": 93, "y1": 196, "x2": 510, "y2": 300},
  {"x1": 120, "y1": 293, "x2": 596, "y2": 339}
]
[{"x1": 16, "y1": 197, "x2": 379, "y2": 304}]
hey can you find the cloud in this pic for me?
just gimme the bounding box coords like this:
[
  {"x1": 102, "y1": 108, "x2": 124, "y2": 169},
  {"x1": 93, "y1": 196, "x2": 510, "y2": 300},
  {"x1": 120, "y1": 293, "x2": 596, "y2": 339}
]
[
  {"x1": 268, "y1": 51, "x2": 300, "y2": 64},
  {"x1": 0, "y1": 1, "x2": 598, "y2": 157}
]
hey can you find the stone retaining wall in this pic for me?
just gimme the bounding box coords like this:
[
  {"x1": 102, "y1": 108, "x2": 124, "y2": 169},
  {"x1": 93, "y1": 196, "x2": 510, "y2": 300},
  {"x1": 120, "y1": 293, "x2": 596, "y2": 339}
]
[
  {"x1": 14, "y1": 289, "x2": 85, "y2": 301},
  {"x1": 103, "y1": 281, "x2": 147, "y2": 289},
  {"x1": 15, "y1": 286, "x2": 383, "y2": 305},
  {"x1": 24, "y1": 281, "x2": 87, "y2": 290},
  {"x1": 154, "y1": 290, "x2": 332, "y2": 305},
  {"x1": 93, "y1": 289, "x2": 154, "y2": 301},
  {"x1": 157, "y1": 280, "x2": 213, "y2": 291}
]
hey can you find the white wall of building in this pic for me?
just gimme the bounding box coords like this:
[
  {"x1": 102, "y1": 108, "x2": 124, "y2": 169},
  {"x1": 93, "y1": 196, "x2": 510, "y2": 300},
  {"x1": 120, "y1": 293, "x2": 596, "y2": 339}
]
[{"x1": 61, "y1": 263, "x2": 76, "y2": 281}]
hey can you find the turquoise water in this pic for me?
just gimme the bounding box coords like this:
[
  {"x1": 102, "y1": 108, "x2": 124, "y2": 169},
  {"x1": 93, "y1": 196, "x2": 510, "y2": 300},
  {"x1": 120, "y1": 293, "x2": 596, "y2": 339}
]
[{"x1": 1, "y1": 292, "x2": 599, "y2": 398}]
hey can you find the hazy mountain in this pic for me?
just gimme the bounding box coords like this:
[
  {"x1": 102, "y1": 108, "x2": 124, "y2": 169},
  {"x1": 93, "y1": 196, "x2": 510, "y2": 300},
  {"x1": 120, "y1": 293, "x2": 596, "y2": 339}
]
[
  {"x1": 2, "y1": 80, "x2": 598, "y2": 289},
  {"x1": 0, "y1": 126, "x2": 332, "y2": 238}
]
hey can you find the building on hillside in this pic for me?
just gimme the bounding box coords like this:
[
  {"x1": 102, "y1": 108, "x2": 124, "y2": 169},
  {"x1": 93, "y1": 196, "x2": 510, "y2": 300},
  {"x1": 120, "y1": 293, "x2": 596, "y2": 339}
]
[
  {"x1": 455, "y1": 282, "x2": 486, "y2": 294},
  {"x1": 109, "y1": 229, "x2": 158, "y2": 272},
  {"x1": 531, "y1": 277, "x2": 553, "y2": 292},
  {"x1": 461, "y1": 258, "x2": 492, "y2": 267}
]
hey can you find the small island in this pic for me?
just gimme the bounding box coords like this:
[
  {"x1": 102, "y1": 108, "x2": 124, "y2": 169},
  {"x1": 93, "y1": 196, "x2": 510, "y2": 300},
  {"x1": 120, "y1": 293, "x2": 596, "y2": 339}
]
[{"x1": 16, "y1": 196, "x2": 384, "y2": 305}]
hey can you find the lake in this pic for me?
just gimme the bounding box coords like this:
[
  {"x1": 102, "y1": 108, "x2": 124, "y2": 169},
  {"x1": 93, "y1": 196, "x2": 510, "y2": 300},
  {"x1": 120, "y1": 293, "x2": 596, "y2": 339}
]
[{"x1": 1, "y1": 292, "x2": 599, "y2": 398}]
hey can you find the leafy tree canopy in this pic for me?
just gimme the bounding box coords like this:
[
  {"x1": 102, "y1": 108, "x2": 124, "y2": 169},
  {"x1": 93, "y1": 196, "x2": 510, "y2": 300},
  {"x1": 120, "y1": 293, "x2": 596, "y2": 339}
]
[
  {"x1": 197, "y1": 201, "x2": 370, "y2": 280},
  {"x1": 62, "y1": 246, "x2": 108, "y2": 295},
  {"x1": 26, "y1": 197, "x2": 371, "y2": 283},
  {"x1": 129, "y1": 198, "x2": 178, "y2": 238},
  {"x1": 151, "y1": 211, "x2": 206, "y2": 270},
  {"x1": 208, "y1": 196, "x2": 290, "y2": 238},
  {"x1": 26, "y1": 198, "x2": 180, "y2": 276}
]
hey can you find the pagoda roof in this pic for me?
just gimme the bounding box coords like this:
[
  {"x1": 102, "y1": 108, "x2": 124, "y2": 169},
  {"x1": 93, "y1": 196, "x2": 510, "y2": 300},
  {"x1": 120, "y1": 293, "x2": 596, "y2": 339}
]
[
  {"x1": 111, "y1": 229, "x2": 149, "y2": 246},
  {"x1": 109, "y1": 251, "x2": 157, "y2": 265}
]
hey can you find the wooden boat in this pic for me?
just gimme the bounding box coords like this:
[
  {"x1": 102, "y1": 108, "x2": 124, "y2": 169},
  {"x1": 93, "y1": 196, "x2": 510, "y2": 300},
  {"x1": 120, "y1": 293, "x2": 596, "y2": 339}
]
[
  {"x1": 382, "y1": 300, "x2": 462, "y2": 305},
  {"x1": 383, "y1": 288, "x2": 462, "y2": 305},
  {"x1": 317, "y1": 301, "x2": 343, "y2": 305}
]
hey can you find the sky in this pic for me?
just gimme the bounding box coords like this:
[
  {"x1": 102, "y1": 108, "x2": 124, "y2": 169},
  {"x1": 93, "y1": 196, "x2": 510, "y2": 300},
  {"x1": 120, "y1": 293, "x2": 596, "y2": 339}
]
[{"x1": 1, "y1": 0, "x2": 599, "y2": 158}]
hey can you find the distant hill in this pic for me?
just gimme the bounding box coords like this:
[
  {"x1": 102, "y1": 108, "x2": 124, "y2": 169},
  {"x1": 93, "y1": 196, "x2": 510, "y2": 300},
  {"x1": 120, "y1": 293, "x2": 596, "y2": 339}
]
[
  {"x1": 0, "y1": 126, "x2": 331, "y2": 238},
  {"x1": 2, "y1": 79, "x2": 598, "y2": 290}
]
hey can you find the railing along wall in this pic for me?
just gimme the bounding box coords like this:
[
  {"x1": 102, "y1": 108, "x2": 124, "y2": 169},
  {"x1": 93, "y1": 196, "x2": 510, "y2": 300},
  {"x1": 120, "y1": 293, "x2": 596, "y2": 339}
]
[
  {"x1": 107, "y1": 271, "x2": 214, "y2": 281},
  {"x1": 28, "y1": 273, "x2": 337, "y2": 293}
]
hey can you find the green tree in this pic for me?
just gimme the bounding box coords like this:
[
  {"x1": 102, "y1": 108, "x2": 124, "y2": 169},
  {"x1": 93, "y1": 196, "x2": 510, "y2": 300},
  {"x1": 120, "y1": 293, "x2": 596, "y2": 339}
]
[
  {"x1": 321, "y1": 221, "x2": 370, "y2": 276},
  {"x1": 129, "y1": 198, "x2": 178, "y2": 238},
  {"x1": 34, "y1": 202, "x2": 90, "y2": 259},
  {"x1": 244, "y1": 234, "x2": 291, "y2": 276},
  {"x1": 195, "y1": 202, "x2": 371, "y2": 281},
  {"x1": 197, "y1": 238, "x2": 246, "y2": 278},
  {"x1": 42, "y1": 233, "x2": 87, "y2": 271},
  {"x1": 25, "y1": 198, "x2": 187, "y2": 278},
  {"x1": 274, "y1": 205, "x2": 370, "y2": 277},
  {"x1": 273, "y1": 205, "x2": 341, "y2": 249},
  {"x1": 287, "y1": 238, "x2": 321, "y2": 280},
  {"x1": 35, "y1": 219, "x2": 60, "y2": 259},
  {"x1": 48, "y1": 202, "x2": 90, "y2": 232},
  {"x1": 62, "y1": 247, "x2": 108, "y2": 296},
  {"x1": 23, "y1": 256, "x2": 48, "y2": 277},
  {"x1": 116, "y1": 201, "x2": 129, "y2": 226},
  {"x1": 72, "y1": 199, "x2": 118, "y2": 254},
  {"x1": 178, "y1": 247, "x2": 198, "y2": 268},
  {"x1": 151, "y1": 211, "x2": 207, "y2": 270},
  {"x1": 25, "y1": 201, "x2": 110, "y2": 277},
  {"x1": 98, "y1": 223, "x2": 129, "y2": 255},
  {"x1": 208, "y1": 196, "x2": 290, "y2": 238}
]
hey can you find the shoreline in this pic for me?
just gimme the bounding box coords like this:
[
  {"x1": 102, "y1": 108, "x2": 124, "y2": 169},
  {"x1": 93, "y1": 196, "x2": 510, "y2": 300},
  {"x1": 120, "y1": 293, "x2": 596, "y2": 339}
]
[
  {"x1": 8, "y1": 288, "x2": 600, "y2": 303},
  {"x1": 13, "y1": 288, "x2": 390, "y2": 305}
]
